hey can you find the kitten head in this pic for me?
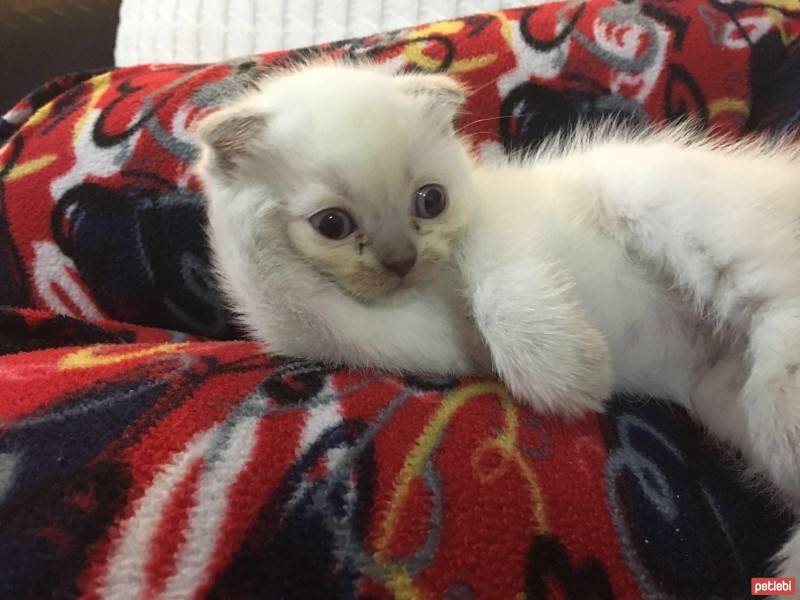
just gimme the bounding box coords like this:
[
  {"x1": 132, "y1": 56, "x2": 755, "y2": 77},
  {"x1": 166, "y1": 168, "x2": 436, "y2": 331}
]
[{"x1": 195, "y1": 63, "x2": 475, "y2": 303}]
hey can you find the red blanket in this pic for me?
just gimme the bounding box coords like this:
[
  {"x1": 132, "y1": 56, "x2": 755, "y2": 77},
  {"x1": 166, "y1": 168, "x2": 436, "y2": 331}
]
[{"x1": 1, "y1": 2, "x2": 798, "y2": 598}]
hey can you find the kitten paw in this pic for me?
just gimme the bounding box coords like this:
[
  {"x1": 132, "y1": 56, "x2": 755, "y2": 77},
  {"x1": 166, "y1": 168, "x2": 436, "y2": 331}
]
[
  {"x1": 497, "y1": 331, "x2": 612, "y2": 418},
  {"x1": 469, "y1": 257, "x2": 613, "y2": 418},
  {"x1": 502, "y1": 369, "x2": 611, "y2": 418}
]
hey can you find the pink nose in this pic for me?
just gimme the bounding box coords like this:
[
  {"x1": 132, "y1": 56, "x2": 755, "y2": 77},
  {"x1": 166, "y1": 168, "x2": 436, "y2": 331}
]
[{"x1": 381, "y1": 254, "x2": 417, "y2": 278}]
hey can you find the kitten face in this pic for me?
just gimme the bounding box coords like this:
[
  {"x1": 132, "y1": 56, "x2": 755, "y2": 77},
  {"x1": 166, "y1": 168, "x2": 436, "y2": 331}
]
[{"x1": 196, "y1": 64, "x2": 475, "y2": 303}]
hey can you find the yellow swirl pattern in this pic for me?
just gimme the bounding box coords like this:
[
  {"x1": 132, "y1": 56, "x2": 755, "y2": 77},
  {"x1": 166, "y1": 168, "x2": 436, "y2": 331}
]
[
  {"x1": 765, "y1": 1, "x2": 800, "y2": 46},
  {"x1": 72, "y1": 72, "x2": 113, "y2": 144},
  {"x1": 708, "y1": 98, "x2": 750, "y2": 120},
  {"x1": 59, "y1": 342, "x2": 188, "y2": 370},
  {"x1": 471, "y1": 393, "x2": 549, "y2": 534},
  {"x1": 403, "y1": 21, "x2": 497, "y2": 73},
  {"x1": 375, "y1": 382, "x2": 549, "y2": 598},
  {"x1": 6, "y1": 154, "x2": 58, "y2": 182}
]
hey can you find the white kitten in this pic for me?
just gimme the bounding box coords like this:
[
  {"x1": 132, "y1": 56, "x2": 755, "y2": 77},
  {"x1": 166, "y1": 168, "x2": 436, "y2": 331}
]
[{"x1": 195, "y1": 62, "x2": 800, "y2": 576}]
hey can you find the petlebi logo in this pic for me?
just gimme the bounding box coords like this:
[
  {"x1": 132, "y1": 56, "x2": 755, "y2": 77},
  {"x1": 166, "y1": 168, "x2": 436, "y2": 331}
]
[{"x1": 751, "y1": 578, "x2": 795, "y2": 596}]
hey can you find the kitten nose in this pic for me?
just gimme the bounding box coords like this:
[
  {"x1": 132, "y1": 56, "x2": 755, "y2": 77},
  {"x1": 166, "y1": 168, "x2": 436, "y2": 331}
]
[{"x1": 381, "y1": 251, "x2": 417, "y2": 278}]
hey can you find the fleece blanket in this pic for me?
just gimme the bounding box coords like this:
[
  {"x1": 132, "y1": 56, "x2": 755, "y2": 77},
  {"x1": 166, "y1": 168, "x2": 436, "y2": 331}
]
[{"x1": 2, "y1": 1, "x2": 800, "y2": 598}]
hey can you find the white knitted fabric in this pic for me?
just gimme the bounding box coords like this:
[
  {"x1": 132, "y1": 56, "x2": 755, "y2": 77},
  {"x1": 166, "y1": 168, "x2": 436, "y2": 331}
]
[{"x1": 115, "y1": 0, "x2": 535, "y2": 66}]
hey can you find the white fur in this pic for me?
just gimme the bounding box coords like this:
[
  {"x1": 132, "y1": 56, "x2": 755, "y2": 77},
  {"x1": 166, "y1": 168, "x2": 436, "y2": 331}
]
[{"x1": 195, "y1": 62, "x2": 800, "y2": 577}]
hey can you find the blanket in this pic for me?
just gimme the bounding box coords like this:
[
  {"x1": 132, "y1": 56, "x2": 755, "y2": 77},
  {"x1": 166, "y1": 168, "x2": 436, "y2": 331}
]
[{"x1": 1, "y1": 1, "x2": 799, "y2": 598}]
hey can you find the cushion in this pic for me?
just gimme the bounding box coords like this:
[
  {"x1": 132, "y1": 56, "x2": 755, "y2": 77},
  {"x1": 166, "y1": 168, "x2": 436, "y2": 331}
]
[
  {"x1": 114, "y1": 0, "x2": 538, "y2": 66},
  {"x1": 1, "y1": 2, "x2": 798, "y2": 598}
]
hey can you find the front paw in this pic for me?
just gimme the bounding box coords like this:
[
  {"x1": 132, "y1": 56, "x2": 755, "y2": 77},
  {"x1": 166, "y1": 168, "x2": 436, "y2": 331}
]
[
  {"x1": 469, "y1": 259, "x2": 613, "y2": 418},
  {"x1": 500, "y1": 361, "x2": 611, "y2": 417},
  {"x1": 494, "y1": 329, "x2": 613, "y2": 418}
]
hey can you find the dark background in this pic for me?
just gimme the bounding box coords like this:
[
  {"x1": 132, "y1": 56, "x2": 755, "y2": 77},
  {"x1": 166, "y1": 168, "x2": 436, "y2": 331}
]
[{"x1": 0, "y1": 0, "x2": 121, "y2": 113}]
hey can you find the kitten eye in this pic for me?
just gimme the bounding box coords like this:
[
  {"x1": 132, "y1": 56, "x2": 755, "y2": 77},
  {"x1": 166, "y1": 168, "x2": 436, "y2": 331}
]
[
  {"x1": 413, "y1": 184, "x2": 448, "y2": 219},
  {"x1": 308, "y1": 208, "x2": 356, "y2": 240}
]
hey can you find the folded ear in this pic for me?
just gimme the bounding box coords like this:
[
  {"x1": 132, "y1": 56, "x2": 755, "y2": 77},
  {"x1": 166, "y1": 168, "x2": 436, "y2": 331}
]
[
  {"x1": 395, "y1": 73, "x2": 468, "y2": 129},
  {"x1": 195, "y1": 105, "x2": 269, "y2": 178}
]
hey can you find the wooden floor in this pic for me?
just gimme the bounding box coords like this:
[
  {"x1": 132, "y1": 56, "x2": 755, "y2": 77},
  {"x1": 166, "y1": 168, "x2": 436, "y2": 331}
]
[{"x1": 0, "y1": 0, "x2": 121, "y2": 113}]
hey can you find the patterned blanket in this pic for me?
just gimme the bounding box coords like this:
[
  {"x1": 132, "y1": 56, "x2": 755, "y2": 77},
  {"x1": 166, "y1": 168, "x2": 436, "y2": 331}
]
[{"x1": 2, "y1": 1, "x2": 800, "y2": 598}]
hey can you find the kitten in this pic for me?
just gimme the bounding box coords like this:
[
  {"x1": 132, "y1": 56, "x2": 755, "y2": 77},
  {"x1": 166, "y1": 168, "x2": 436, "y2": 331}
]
[{"x1": 194, "y1": 62, "x2": 800, "y2": 577}]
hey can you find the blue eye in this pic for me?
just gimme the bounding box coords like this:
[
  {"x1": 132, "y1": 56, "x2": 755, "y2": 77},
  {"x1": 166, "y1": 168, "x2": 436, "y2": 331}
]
[
  {"x1": 309, "y1": 208, "x2": 356, "y2": 240},
  {"x1": 414, "y1": 184, "x2": 448, "y2": 219}
]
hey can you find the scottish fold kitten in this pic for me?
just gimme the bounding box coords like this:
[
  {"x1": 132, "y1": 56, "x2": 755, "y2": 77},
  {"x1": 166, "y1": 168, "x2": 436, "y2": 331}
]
[{"x1": 195, "y1": 62, "x2": 800, "y2": 576}]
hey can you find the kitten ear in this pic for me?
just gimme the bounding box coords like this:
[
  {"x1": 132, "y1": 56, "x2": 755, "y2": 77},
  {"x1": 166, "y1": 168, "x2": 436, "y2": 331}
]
[
  {"x1": 195, "y1": 105, "x2": 269, "y2": 177},
  {"x1": 395, "y1": 73, "x2": 467, "y2": 129}
]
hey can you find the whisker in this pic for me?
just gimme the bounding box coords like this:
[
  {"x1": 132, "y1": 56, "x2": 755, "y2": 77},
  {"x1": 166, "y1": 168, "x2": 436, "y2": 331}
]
[
  {"x1": 461, "y1": 77, "x2": 500, "y2": 97},
  {"x1": 455, "y1": 114, "x2": 516, "y2": 137},
  {"x1": 463, "y1": 131, "x2": 501, "y2": 140}
]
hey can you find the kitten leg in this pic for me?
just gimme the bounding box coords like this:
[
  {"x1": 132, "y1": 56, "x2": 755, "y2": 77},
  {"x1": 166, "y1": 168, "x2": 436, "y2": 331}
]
[
  {"x1": 638, "y1": 230, "x2": 800, "y2": 513},
  {"x1": 586, "y1": 147, "x2": 800, "y2": 477},
  {"x1": 613, "y1": 189, "x2": 800, "y2": 517},
  {"x1": 594, "y1": 154, "x2": 800, "y2": 575},
  {"x1": 514, "y1": 130, "x2": 800, "y2": 577},
  {"x1": 468, "y1": 258, "x2": 612, "y2": 416}
]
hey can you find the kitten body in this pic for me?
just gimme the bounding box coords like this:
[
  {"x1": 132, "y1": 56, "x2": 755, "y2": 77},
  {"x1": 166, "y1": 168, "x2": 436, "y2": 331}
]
[{"x1": 195, "y1": 63, "x2": 800, "y2": 577}]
